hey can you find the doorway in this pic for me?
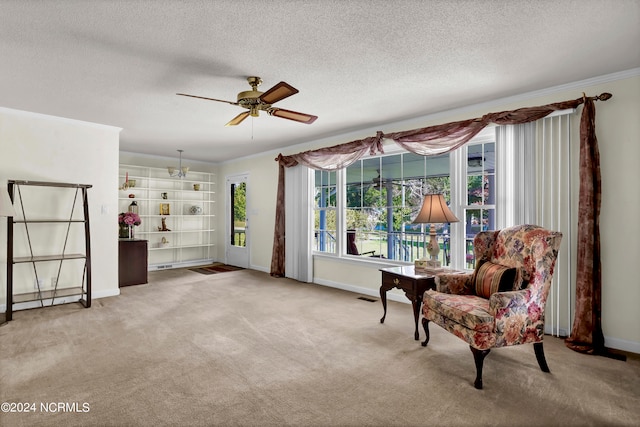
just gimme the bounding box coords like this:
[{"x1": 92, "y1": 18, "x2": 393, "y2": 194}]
[{"x1": 226, "y1": 174, "x2": 249, "y2": 268}]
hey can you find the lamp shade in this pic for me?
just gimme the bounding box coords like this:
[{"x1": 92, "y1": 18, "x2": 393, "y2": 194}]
[{"x1": 412, "y1": 194, "x2": 459, "y2": 224}]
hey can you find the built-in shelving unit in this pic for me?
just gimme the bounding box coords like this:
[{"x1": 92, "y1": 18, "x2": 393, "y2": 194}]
[
  {"x1": 118, "y1": 164, "x2": 216, "y2": 270},
  {"x1": 4, "y1": 180, "x2": 92, "y2": 322}
]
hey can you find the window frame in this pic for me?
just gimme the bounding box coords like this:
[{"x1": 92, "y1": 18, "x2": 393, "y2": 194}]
[
  {"x1": 313, "y1": 169, "x2": 338, "y2": 255},
  {"x1": 312, "y1": 127, "x2": 498, "y2": 270},
  {"x1": 449, "y1": 127, "x2": 497, "y2": 270}
]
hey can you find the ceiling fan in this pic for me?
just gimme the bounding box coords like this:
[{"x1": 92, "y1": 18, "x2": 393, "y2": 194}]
[{"x1": 177, "y1": 76, "x2": 318, "y2": 127}]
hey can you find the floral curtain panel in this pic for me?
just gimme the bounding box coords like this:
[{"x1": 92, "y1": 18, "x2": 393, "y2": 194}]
[{"x1": 271, "y1": 93, "x2": 611, "y2": 355}]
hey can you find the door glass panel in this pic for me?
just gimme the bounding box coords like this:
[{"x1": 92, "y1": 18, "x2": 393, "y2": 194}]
[{"x1": 231, "y1": 181, "x2": 246, "y2": 247}]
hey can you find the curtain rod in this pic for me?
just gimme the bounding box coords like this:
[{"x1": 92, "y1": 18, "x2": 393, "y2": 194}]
[{"x1": 587, "y1": 92, "x2": 612, "y2": 101}]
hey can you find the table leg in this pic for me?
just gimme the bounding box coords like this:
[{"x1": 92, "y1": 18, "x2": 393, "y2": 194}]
[
  {"x1": 379, "y1": 286, "x2": 387, "y2": 324},
  {"x1": 412, "y1": 298, "x2": 421, "y2": 340}
]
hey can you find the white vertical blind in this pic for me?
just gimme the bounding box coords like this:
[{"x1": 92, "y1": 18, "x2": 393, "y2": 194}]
[
  {"x1": 536, "y1": 113, "x2": 575, "y2": 337},
  {"x1": 285, "y1": 165, "x2": 314, "y2": 282},
  {"x1": 494, "y1": 115, "x2": 575, "y2": 337},
  {"x1": 495, "y1": 122, "x2": 537, "y2": 228}
]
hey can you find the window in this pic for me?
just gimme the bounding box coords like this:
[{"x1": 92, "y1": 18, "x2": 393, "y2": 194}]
[
  {"x1": 313, "y1": 132, "x2": 497, "y2": 269},
  {"x1": 314, "y1": 170, "x2": 337, "y2": 253},
  {"x1": 315, "y1": 149, "x2": 452, "y2": 263},
  {"x1": 462, "y1": 142, "x2": 496, "y2": 268}
]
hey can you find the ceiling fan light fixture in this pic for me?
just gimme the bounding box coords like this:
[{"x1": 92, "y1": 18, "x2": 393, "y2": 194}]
[{"x1": 237, "y1": 90, "x2": 263, "y2": 104}]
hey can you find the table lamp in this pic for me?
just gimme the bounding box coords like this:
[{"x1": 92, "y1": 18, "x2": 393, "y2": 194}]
[{"x1": 412, "y1": 193, "x2": 459, "y2": 271}]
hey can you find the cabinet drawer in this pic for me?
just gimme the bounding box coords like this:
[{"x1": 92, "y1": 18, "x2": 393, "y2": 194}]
[
  {"x1": 382, "y1": 272, "x2": 434, "y2": 299},
  {"x1": 382, "y1": 273, "x2": 414, "y2": 290}
]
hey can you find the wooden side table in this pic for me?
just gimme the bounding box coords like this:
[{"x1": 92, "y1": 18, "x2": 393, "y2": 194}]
[
  {"x1": 118, "y1": 239, "x2": 148, "y2": 287},
  {"x1": 380, "y1": 266, "x2": 436, "y2": 340}
]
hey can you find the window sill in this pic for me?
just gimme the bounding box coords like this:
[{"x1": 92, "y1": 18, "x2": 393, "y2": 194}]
[{"x1": 312, "y1": 252, "x2": 410, "y2": 268}]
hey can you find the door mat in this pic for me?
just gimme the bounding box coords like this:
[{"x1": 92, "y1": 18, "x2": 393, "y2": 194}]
[{"x1": 189, "y1": 263, "x2": 244, "y2": 275}]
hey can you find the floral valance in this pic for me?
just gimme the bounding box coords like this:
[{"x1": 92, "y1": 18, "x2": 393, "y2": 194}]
[
  {"x1": 274, "y1": 96, "x2": 604, "y2": 171},
  {"x1": 275, "y1": 132, "x2": 385, "y2": 170}
]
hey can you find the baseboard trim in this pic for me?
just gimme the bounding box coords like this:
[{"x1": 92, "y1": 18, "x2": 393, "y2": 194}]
[
  {"x1": 544, "y1": 326, "x2": 570, "y2": 337},
  {"x1": 250, "y1": 264, "x2": 270, "y2": 274},
  {"x1": 313, "y1": 278, "x2": 410, "y2": 305},
  {"x1": 94, "y1": 288, "x2": 121, "y2": 299},
  {"x1": 604, "y1": 337, "x2": 640, "y2": 355},
  {"x1": 149, "y1": 259, "x2": 215, "y2": 271}
]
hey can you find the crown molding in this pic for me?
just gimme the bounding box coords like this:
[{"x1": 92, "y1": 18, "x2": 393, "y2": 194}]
[
  {"x1": 472, "y1": 67, "x2": 640, "y2": 110},
  {"x1": 0, "y1": 106, "x2": 122, "y2": 133},
  {"x1": 384, "y1": 68, "x2": 640, "y2": 132}
]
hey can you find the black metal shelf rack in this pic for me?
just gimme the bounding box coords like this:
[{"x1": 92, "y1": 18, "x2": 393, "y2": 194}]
[{"x1": 4, "y1": 180, "x2": 92, "y2": 323}]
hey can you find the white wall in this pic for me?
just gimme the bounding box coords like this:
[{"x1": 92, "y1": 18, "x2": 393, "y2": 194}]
[
  {"x1": 219, "y1": 71, "x2": 640, "y2": 353},
  {"x1": 0, "y1": 108, "x2": 121, "y2": 309}
]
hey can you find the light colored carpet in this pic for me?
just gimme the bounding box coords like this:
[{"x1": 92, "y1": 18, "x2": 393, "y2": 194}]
[{"x1": 1, "y1": 268, "x2": 639, "y2": 427}]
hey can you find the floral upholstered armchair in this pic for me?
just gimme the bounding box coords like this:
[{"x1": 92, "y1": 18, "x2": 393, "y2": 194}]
[{"x1": 421, "y1": 224, "x2": 563, "y2": 389}]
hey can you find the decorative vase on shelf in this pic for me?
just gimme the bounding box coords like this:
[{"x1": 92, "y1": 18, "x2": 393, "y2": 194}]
[
  {"x1": 119, "y1": 211, "x2": 141, "y2": 239},
  {"x1": 119, "y1": 223, "x2": 129, "y2": 239}
]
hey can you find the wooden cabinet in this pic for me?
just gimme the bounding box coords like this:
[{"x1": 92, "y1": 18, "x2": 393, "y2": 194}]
[{"x1": 118, "y1": 239, "x2": 148, "y2": 287}]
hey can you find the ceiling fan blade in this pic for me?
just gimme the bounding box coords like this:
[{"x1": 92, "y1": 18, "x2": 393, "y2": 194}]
[
  {"x1": 225, "y1": 111, "x2": 250, "y2": 127},
  {"x1": 268, "y1": 108, "x2": 317, "y2": 124},
  {"x1": 176, "y1": 93, "x2": 238, "y2": 106},
  {"x1": 259, "y1": 81, "x2": 299, "y2": 105}
]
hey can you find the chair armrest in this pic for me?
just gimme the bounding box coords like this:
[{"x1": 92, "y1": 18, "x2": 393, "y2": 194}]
[
  {"x1": 489, "y1": 289, "x2": 530, "y2": 317},
  {"x1": 435, "y1": 273, "x2": 474, "y2": 295},
  {"x1": 490, "y1": 289, "x2": 544, "y2": 346}
]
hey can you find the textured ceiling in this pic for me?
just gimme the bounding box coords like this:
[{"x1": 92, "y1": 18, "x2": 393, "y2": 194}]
[{"x1": 1, "y1": 0, "x2": 639, "y2": 163}]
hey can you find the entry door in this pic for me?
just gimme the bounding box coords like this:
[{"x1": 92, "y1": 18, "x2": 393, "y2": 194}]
[{"x1": 226, "y1": 174, "x2": 249, "y2": 268}]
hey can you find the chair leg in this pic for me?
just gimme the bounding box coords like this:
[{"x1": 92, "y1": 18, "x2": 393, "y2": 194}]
[
  {"x1": 470, "y1": 346, "x2": 491, "y2": 389},
  {"x1": 534, "y1": 342, "x2": 550, "y2": 373},
  {"x1": 421, "y1": 318, "x2": 430, "y2": 347}
]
